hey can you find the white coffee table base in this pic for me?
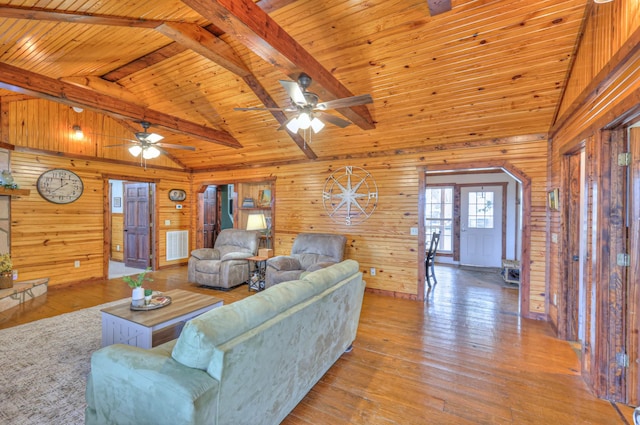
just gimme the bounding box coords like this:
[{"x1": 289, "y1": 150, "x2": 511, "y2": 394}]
[
  {"x1": 101, "y1": 290, "x2": 223, "y2": 349},
  {"x1": 101, "y1": 304, "x2": 218, "y2": 349}
]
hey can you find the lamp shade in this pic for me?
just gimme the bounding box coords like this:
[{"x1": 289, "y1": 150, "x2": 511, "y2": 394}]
[
  {"x1": 246, "y1": 213, "x2": 267, "y2": 231},
  {"x1": 129, "y1": 145, "x2": 142, "y2": 157},
  {"x1": 297, "y1": 112, "x2": 311, "y2": 129},
  {"x1": 142, "y1": 146, "x2": 161, "y2": 159},
  {"x1": 286, "y1": 117, "x2": 300, "y2": 133}
]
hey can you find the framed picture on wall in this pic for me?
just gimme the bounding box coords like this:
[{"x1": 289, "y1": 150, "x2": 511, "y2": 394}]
[
  {"x1": 548, "y1": 188, "x2": 559, "y2": 211},
  {"x1": 114, "y1": 197, "x2": 122, "y2": 208}
]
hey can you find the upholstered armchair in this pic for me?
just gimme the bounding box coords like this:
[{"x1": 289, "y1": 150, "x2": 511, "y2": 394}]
[
  {"x1": 188, "y1": 229, "x2": 260, "y2": 289},
  {"x1": 265, "y1": 233, "x2": 347, "y2": 289}
]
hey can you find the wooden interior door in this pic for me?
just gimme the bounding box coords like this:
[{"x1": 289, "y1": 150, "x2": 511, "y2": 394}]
[
  {"x1": 564, "y1": 150, "x2": 584, "y2": 342},
  {"x1": 124, "y1": 182, "x2": 150, "y2": 269},
  {"x1": 203, "y1": 186, "x2": 217, "y2": 248}
]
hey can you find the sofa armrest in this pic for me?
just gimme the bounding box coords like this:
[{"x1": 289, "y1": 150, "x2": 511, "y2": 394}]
[
  {"x1": 86, "y1": 344, "x2": 219, "y2": 425},
  {"x1": 190, "y1": 248, "x2": 220, "y2": 260},
  {"x1": 267, "y1": 256, "x2": 302, "y2": 272},
  {"x1": 221, "y1": 251, "x2": 252, "y2": 261}
]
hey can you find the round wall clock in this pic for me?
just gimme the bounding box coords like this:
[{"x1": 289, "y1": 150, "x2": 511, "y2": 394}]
[
  {"x1": 37, "y1": 168, "x2": 84, "y2": 204},
  {"x1": 168, "y1": 189, "x2": 187, "y2": 201},
  {"x1": 322, "y1": 166, "x2": 378, "y2": 225}
]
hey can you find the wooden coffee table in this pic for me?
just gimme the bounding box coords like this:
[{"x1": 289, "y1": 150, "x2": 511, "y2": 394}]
[{"x1": 100, "y1": 289, "x2": 223, "y2": 349}]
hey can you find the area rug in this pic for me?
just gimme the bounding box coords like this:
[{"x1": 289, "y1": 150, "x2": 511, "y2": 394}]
[{"x1": 0, "y1": 301, "x2": 120, "y2": 425}]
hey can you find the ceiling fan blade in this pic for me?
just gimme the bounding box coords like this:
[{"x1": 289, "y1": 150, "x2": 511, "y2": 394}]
[
  {"x1": 155, "y1": 142, "x2": 196, "y2": 151},
  {"x1": 315, "y1": 94, "x2": 373, "y2": 111},
  {"x1": 280, "y1": 80, "x2": 307, "y2": 105},
  {"x1": 315, "y1": 112, "x2": 352, "y2": 128},
  {"x1": 105, "y1": 142, "x2": 134, "y2": 148},
  {"x1": 234, "y1": 106, "x2": 294, "y2": 112}
]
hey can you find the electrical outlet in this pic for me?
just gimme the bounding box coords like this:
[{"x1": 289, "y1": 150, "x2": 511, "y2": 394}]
[
  {"x1": 370, "y1": 267, "x2": 376, "y2": 276},
  {"x1": 165, "y1": 220, "x2": 171, "y2": 226},
  {"x1": 74, "y1": 260, "x2": 80, "y2": 268},
  {"x1": 12, "y1": 269, "x2": 17, "y2": 280},
  {"x1": 116, "y1": 245, "x2": 120, "y2": 252},
  {"x1": 410, "y1": 227, "x2": 418, "y2": 236}
]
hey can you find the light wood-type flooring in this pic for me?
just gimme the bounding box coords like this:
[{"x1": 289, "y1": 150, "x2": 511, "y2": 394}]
[{"x1": 0, "y1": 264, "x2": 635, "y2": 424}]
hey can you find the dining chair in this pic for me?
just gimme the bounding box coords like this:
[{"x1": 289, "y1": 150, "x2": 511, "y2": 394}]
[{"x1": 426, "y1": 232, "x2": 440, "y2": 288}]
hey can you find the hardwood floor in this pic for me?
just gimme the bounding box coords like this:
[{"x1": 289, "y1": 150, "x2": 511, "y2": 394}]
[{"x1": 0, "y1": 264, "x2": 635, "y2": 424}]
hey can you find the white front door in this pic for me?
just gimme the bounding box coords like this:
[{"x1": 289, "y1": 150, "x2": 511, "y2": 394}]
[{"x1": 460, "y1": 186, "x2": 502, "y2": 267}]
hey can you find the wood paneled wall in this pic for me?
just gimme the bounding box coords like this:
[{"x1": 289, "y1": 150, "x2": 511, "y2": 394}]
[
  {"x1": 111, "y1": 213, "x2": 124, "y2": 262},
  {"x1": 9, "y1": 151, "x2": 191, "y2": 287},
  {"x1": 557, "y1": 0, "x2": 640, "y2": 119},
  {"x1": 192, "y1": 138, "x2": 549, "y2": 316},
  {"x1": 3, "y1": 98, "x2": 182, "y2": 169}
]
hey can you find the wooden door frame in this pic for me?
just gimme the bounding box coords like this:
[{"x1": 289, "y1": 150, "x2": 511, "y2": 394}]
[
  {"x1": 628, "y1": 125, "x2": 640, "y2": 405},
  {"x1": 102, "y1": 174, "x2": 160, "y2": 279},
  {"x1": 558, "y1": 129, "x2": 628, "y2": 402},
  {"x1": 195, "y1": 177, "x2": 277, "y2": 249},
  {"x1": 418, "y1": 161, "x2": 532, "y2": 319}
]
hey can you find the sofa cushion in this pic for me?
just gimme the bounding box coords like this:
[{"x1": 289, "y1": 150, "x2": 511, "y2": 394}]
[
  {"x1": 302, "y1": 259, "x2": 359, "y2": 292},
  {"x1": 172, "y1": 279, "x2": 316, "y2": 370}
]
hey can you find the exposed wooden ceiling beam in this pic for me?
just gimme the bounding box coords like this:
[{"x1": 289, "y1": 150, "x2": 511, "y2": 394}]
[
  {"x1": 156, "y1": 22, "x2": 251, "y2": 77},
  {"x1": 0, "y1": 5, "x2": 163, "y2": 28},
  {"x1": 156, "y1": 22, "x2": 317, "y2": 159},
  {"x1": 59, "y1": 76, "x2": 146, "y2": 106},
  {"x1": 0, "y1": 62, "x2": 241, "y2": 148},
  {"x1": 426, "y1": 0, "x2": 452, "y2": 16},
  {"x1": 102, "y1": 43, "x2": 189, "y2": 82},
  {"x1": 181, "y1": 0, "x2": 376, "y2": 131}
]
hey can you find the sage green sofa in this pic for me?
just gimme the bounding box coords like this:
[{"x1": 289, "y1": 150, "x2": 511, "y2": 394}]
[{"x1": 85, "y1": 259, "x2": 365, "y2": 425}]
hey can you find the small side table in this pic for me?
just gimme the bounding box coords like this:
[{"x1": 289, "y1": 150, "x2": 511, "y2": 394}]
[{"x1": 247, "y1": 255, "x2": 268, "y2": 292}]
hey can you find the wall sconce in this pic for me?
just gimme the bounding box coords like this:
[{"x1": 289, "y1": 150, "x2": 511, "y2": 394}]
[
  {"x1": 72, "y1": 106, "x2": 84, "y2": 113},
  {"x1": 72, "y1": 125, "x2": 84, "y2": 139},
  {"x1": 593, "y1": 0, "x2": 613, "y2": 3}
]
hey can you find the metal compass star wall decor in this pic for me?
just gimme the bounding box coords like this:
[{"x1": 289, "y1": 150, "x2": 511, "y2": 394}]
[{"x1": 322, "y1": 166, "x2": 378, "y2": 225}]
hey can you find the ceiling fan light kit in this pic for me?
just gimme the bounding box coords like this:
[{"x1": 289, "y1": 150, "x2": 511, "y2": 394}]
[{"x1": 236, "y1": 72, "x2": 372, "y2": 141}]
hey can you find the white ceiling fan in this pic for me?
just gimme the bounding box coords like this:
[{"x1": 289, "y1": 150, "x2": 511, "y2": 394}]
[
  {"x1": 105, "y1": 121, "x2": 195, "y2": 160},
  {"x1": 234, "y1": 73, "x2": 373, "y2": 135}
]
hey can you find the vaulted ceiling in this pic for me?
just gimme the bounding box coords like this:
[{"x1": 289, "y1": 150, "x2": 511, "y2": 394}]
[{"x1": 0, "y1": 0, "x2": 588, "y2": 171}]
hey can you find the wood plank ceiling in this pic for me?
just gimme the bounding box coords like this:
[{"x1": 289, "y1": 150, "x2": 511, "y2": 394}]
[{"x1": 0, "y1": 0, "x2": 588, "y2": 171}]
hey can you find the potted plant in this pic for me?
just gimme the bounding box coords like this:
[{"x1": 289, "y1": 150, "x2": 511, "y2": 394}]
[
  {"x1": 123, "y1": 267, "x2": 153, "y2": 307},
  {"x1": 0, "y1": 253, "x2": 13, "y2": 289}
]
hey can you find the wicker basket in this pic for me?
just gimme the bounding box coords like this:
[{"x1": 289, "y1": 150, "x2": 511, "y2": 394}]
[{"x1": 0, "y1": 272, "x2": 13, "y2": 289}]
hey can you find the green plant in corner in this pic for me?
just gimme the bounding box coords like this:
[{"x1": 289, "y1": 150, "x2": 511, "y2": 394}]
[
  {"x1": 123, "y1": 267, "x2": 153, "y2": 288},
  {"x1": 0, "y1": 253, "x2": 12, "y2": 274}
]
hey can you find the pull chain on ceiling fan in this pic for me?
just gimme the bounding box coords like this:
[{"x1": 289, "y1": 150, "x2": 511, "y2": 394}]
[{"x1": 234, "y1": 73, "x2": 373, "y2": 139}]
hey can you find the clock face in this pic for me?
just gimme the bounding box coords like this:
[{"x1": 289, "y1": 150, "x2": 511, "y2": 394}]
[
  {"x1": 323, "y1": 166, "x2": 378, "y2": 226},
  {"x1": 37, "y1": 169, "x2": 84, "y2": 204}
]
